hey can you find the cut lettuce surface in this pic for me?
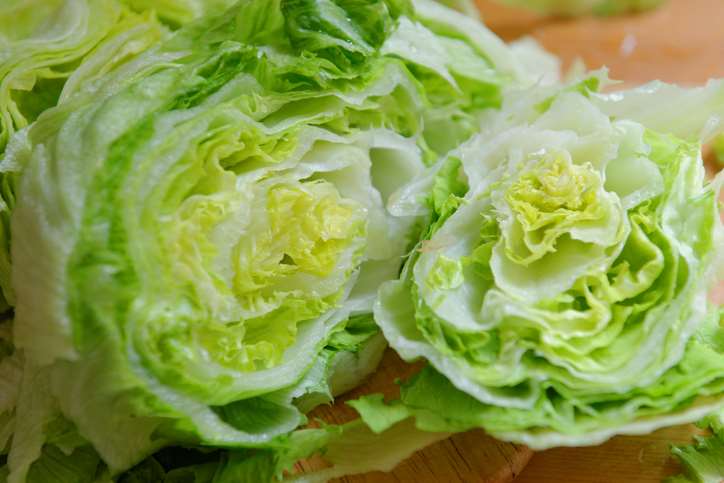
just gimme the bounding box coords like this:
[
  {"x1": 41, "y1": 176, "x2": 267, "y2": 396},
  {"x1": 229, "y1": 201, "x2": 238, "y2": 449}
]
[
  {"x1": 1, "y1": 0, "x2": 541, "y2": 481},
  {"x1": 374, "y1": 76, "x2": 724, "y2": 449}
]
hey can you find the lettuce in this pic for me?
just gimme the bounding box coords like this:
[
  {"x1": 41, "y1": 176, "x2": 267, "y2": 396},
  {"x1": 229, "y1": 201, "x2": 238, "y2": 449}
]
[
  {"x1": 668, "y1": 412, "x2": 724, "y2": 483},
  {"x1": 0, "y1": 0, "x2": 167, "y2": 312},
  {"x1": 119, "y1": 0, "x2": 238, "y2": 27},
  {"x1": 374, "y1": 75, "x2": 724, "y2": 449},
  {"x1": 1, "y1": 0, "x2": 541, "y2": 481}
]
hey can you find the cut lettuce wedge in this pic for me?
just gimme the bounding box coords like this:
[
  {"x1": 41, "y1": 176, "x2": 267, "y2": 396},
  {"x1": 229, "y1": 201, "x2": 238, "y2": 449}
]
[
  {"x1": 1, "y1": 0, "x2": 543, "y2": 480},
  {"x1": 375, "y1": 76, "x2": 724, "y2": 449}
]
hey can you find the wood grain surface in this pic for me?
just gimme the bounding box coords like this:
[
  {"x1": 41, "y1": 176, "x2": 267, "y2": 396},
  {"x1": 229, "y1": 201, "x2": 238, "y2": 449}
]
[{"x1": 299, "y1": 1, "x2": 724, "y2": 481}]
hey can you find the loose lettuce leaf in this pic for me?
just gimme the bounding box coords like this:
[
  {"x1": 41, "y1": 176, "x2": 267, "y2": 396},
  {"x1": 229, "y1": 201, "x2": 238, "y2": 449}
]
[
  {"x1": 669, "y1": 436, "x2": 724, "y2": 483},
  {"x1": 592, "y1": 79, "x2": 724, "y2": 143},
  {"x1": 94, "y1": 415, "x2": 445, "y2": 483},
  {"x1": 668, "y1": 413, "x2": 724, "y2": 483}
]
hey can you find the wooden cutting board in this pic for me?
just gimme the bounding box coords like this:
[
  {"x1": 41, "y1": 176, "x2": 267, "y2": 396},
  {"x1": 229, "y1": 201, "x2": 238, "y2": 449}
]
[{"x1": 299, "y1": 0, "x2": 724, "y2": 481}]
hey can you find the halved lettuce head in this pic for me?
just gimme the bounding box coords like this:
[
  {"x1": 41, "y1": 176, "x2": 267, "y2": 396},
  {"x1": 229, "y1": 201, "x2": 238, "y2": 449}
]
[
  {"x1": 1, "y1": 0, "x2": 544, "y2": 480},
  {"x1": 374, "y1": 75, "x2": 724, "y2": 449}
]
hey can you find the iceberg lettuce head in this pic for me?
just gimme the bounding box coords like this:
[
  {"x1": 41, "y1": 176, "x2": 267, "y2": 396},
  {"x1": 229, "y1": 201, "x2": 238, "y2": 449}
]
[
  {"x1": 0, "y1": 0, "x2": 547, "y2": 481},
  {"x1": 374, "y1": 76, "x2": 724, "y2": 449}
]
